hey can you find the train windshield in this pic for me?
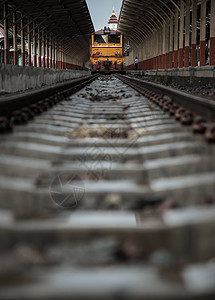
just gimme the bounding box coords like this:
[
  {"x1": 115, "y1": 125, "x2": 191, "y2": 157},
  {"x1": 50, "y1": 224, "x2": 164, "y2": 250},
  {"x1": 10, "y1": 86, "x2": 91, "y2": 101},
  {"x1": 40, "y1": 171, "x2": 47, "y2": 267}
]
[
  {"x1": 94, "y1": 34, "x2": 106, "y2": 43},
  {"x1": 108, "y1": 34, "x2": 121, "y2": 44}
]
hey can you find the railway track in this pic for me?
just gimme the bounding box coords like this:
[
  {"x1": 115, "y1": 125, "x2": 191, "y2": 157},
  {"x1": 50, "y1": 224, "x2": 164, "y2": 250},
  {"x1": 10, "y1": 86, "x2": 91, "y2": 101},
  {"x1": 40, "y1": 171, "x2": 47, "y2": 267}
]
[{"x1": 0, "y1": 75, "x2": 215, "y2": 299}]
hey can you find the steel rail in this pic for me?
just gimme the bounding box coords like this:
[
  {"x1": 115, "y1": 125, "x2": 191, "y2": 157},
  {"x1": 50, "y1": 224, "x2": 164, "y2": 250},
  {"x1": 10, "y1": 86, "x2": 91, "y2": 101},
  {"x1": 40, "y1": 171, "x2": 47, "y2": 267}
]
[
  {"x1": 0, "y1": 74, "x2": 98, "y2": 117},
  {"x1": 116, "y1": 74, "x2": 215, "y2": 122}
]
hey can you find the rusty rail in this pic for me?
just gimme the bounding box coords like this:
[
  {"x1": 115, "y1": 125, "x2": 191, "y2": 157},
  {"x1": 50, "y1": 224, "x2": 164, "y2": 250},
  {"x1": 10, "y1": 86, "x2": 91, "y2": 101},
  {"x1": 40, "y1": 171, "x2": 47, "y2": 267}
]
[
  {"x1": 116, "y1": 74, "x2": 215, "y2": 142},
  {"x1": 116, "y1": 74, "x2": 215, "y2": 121},
  {"x1": 0, "y1": 74, "x2": 98, "y2": 116}
]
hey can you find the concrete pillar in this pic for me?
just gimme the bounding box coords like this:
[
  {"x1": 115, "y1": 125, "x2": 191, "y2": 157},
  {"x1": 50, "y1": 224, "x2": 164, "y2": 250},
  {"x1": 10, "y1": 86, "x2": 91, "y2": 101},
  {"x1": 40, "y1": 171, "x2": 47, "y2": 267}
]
[
  {"x1": 162, "y1": 23, "x2": 166, "y2": 68},
  {"x1": 155, "y1": 31, "x2": 158, "y2": 69},
  {"x1": 210, "y1": 0, "x2": 215, "y2": 65},
  {"x1": 158, "y1": 30, "x2": 160, "y2": 69},
  {"x1": 59, "y1": 46, "x2": 61, "y2": 69},
  {"x1": 62, "y1": 49, "x2": 64, "y2": 69},
  {"x1": 61, "y1": 49, "x2": 63, "y2": 69},
  {"x1": 27, "y1": 23, "x2": 31, "y2": 66},
  {"x1": 33, "y1": 23, "x2": 37, "y2": 67},
  {"x1": 58, "y1": 42, "x2": 60, "y2": 69},
  {"x1": 42, "y1": 31, "x2": 45, "y2": 67},
  {"x1": 179, "y1": 0, "x2": 184, "y2": 68},
  {"x1": 174, "y1": 8, "x2": 179, "y2": 68},
  {"x1": 61, "y1": 44, "x2": 63, "y2": 69},
  {"x1": 185, "y1": 0, "x2": 190, "y2": 68},
  {"x1": 61, "y1": 51, "x2": 63, "y2": 69},
  {"x1": 159, "y1": 28, "x2": 162, "y2": 68},
  {"x1": 58, "y1": 41, "x2": 60, "y2": 69},
  {"x1": 191, "y1": 0, "x2": 197, "y2": 66},
  {"x1": 140, "y1": 45, "x2": 143, "y2": 64},
  {"x1": 155, "y1": 33, "x2": 158, "y2": 69},
  {"x1": 46, "y1": 33, "x2": 49, "y2": 68},
  {"x1": 21, "y1": 17, "x2": 25, "y2": 66},
  {"x1": 169, "y1": 17, "x2": 174, "y2": 68},
  {"x1": 165, "y1": 22, "x2": 170, "y2": 69},
  {"x1": 152, "y1": 31, "x2": 157, "y2": 70},
  {"x1": 4, "y1": 4, "x2": 9, "y2": 64},
  {"x1": 52, "y1": 36, "x2": 55, "y2": 68},
  {"x1": 57, "y1": 41, "x2": 59, "y2": 69},
  {"x1": 49, "y1": 34, "x2": 52, "y2": 68},
  {"x1": 38, "y1": 29, "x2": 41, "y2": 67},
  {"x1": 13, "y1": 12, "x2": 18, "y2": 65},
  {"x1": 64, "y1": 50, "x2": 66, "y2": 69},
  {"x1": 55, "y1": 40, "x2": 58, "y2": 69},
  {"x1": 200, "y1": 0, "x2": 207, "y2": 66},
  {"x1": 64, "y1": 53, "x2": 66, "y2": 69},
  {"x1": 163, "y1": 24, "x2": 166, "y2": 68},
  {"x1": 153, "y1": 32, "x2": 156, "y2": 69}
]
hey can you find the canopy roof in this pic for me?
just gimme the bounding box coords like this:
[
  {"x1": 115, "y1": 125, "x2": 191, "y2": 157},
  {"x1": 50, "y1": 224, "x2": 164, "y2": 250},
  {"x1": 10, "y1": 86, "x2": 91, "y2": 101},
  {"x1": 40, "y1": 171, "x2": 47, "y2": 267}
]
[
  {"x1": 118, "y1": 0, "x2": 181, "y2": 46},
  {"x1": 0, "y1": 0, "x2": 94, "y2": 60}
]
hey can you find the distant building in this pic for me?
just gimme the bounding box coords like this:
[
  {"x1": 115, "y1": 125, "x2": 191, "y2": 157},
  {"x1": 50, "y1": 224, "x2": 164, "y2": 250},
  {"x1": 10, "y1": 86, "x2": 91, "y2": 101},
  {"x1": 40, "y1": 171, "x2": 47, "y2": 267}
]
[{"x1": 108, "y1": 8, "x2": 118, "y2": 31}]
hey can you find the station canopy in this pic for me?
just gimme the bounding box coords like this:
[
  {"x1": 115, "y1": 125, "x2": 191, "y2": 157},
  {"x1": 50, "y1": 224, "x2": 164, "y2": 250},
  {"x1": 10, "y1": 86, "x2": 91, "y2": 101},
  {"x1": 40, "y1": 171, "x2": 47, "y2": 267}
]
[
  {"x1": 1, "y1": 0, "x2": 94, "y2": 59},
  {"x1": 118, "y1": 0, "x2": 180, "y2": 46}
]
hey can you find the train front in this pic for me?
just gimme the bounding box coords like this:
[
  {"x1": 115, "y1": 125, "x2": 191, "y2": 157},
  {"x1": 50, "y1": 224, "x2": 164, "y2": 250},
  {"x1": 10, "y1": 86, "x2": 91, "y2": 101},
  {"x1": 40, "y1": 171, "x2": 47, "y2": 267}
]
[{"x1": 90, "y1": 9, "x2": 124, "y2": 74}]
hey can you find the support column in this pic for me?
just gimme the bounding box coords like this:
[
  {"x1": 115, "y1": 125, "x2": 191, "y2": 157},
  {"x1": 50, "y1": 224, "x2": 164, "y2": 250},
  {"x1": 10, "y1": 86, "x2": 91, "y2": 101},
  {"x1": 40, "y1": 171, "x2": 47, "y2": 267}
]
[
  {"x1": 57, "y1": 40, "x2": 59, "y2": 69},
  {"x1": 27, "y1": 23, "x2": 31, "y2": 66},
  {"x1": 13, "y1": 12, "x2": 18, "y2": 65},
  {"x1": 52, "y1": 35, "x2": 55, "y2": 68},
  {"x1": 179, "y1": 0, "x2": 184, "y2": 68},
  {"x1": 163, "y1": 23, "x2": 166, "y2": 68},
  {"x1": 169, "y1": 17, "x2": 174, "y2": 68},
  {"x1": 159, "y1": 28, "x2": 162, "y2": 68},
  {"x1": 61, "y1": 46, "x2": 65, "y2": 69},
  {"x1": 185, "y1": 0, "x2": 190, "y2": 68},
  {"x1": 55, "y1": 39, "x2": 58, "y2": 69},
  {"x1": 38, "y1": 29, "x2": 41, "y2": 67},
  {"x1": 63, "y1": 49, "x2": 66, "y2": 69},
  {"x1": 33, "y1": 22, "x2": 36, "y2": 67},
  {"x1": 49, "y1": 34, "x2": 52, "y2": 68},
  {"x1": 153, "y1": 34, "x2": 156, "y2": 69},
  {"x1": 155, "y1": 31, "x2": 159, "y2": 69},
  {"x1": 191, "y1": 0, "x2": 197, "y2": 66},
  {"x1": 60, "y1": 44, "x2": 62, "y2": 69},
  {"x1": 58, "y1": 45, "x2": 60, "y2": 69},
  {"x1": 153, "y1": 32, "x2": 157, "y2": 69},
  {"x1": 200, "y1": 0, "x2": 207, "y2": 66},
  {"x1": 21, "y1": 17, "x2": 25, "y2": 66},
  {"x1": 42, "y1": 31, "x2": 46, "y2": 67},
  {"x1": 162, "y1": 23, "x2": 166, "y2": 68},
  {"x1": 4, "y1": 3, "x2": 9, "y2": 64},
  {"x1": 165, "y1": 22, "x2": 170, "y2": 69},
  {"x1": 174, "y1": 8, "x2": 179, "y2": 68},
  {"x1": 210, "y1": 0, "x2": 215, "y2": 65},
  {"x1": 46, "y1": 33, "x2": 49, "y2": 68},
  {"x1": 156, "y1": 31, "x2": 159, "y2": 68}
]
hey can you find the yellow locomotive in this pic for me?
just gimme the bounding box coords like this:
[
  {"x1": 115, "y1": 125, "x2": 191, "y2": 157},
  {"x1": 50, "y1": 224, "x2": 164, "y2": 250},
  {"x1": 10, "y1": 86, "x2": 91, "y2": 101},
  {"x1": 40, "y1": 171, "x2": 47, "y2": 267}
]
[{"x1": 90, "y1": 9, "x2": 124, "y2": 73}]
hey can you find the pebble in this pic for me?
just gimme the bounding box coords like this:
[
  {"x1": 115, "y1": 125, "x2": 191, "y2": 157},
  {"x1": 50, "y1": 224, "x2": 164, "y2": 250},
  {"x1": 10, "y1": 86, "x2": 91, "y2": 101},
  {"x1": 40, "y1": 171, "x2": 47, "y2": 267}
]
[{"x1": 103, "y1": 193, "x2": 123, "y2": 209}]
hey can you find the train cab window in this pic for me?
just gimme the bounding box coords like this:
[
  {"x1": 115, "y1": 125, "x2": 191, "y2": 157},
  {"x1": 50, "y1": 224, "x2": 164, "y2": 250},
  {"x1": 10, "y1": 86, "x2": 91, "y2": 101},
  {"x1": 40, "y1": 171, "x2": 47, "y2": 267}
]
[
  {"x1": 94, "y1": 34, "x2": 106, "y2": 44},
  {"x1": 108, "y1": 34, "x2": 121, "y2": 44}
]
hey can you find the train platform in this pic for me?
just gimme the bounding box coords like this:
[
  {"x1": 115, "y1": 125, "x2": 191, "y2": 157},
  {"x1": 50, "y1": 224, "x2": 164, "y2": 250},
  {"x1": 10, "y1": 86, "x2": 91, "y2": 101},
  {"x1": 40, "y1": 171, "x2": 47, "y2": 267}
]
[
  {"x1": 0, "y1": 63, "x2": 90, "y2": 94},
  {"x1": 127, "y1": 66, "x2": 215, "y2": 82}
]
